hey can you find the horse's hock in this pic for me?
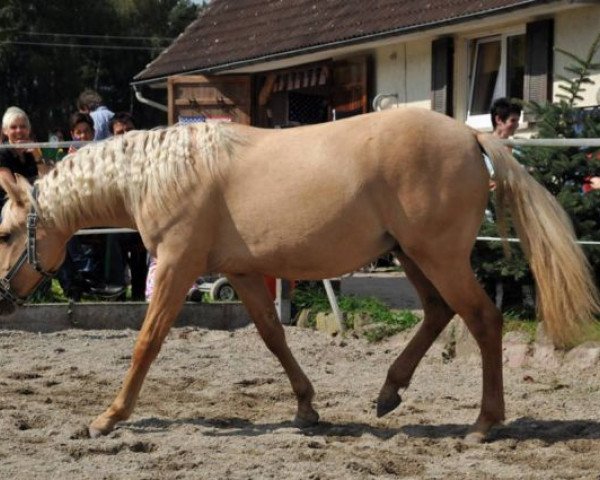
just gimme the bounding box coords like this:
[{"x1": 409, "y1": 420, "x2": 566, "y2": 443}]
[{"x1": 437, "y1": 316, "x2": 600, "y2": 370}]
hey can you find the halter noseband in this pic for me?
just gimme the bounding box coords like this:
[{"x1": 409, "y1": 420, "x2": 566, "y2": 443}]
[{"x1": 0, "y1": 185, "x2": 56, "y2": 306}]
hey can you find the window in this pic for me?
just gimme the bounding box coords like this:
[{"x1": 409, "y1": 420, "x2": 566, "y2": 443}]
[{"x1": 466, "y1": 31, "x2": 525, "y2": 128}]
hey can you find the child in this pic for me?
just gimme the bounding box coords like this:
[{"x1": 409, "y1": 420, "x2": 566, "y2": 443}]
[{"x1": 68, "y1": 112, "x2": 95, "y2": 153}]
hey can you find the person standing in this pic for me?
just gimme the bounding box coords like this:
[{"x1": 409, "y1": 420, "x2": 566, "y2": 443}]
[
  {"x1": 583, "y1": 149, "x2": 600, "y2": 193},
  {"x1": 487, "y1": 98, "x2": 529, "y2": 312},
  {"x1": 108, "y1": 112, "x2": 135, "y2": 136},
  {"x1": 0, "y1": 107, "x2": 52, "y2": 299},
  {"x1": 490, "y1": 97, "x2": 521, "y2": 140},
  {"x1": 486, "y1": 98, "x2": 522, "y2": 190},
  {"x1": 68, "y1": 112, "x2": 95, "y2": 153},
  {"x1": 0, "y1": 106, "x2": 50, "y2": 207},
  {"x1": 56, "y1": 112, "x2": 124, "y2": 300},
  {"x1": 109, "y1": 112, "x2": 148, "y2": 301},
  {"x1": 76, "y1": 89, "x2": 114, "y2": 141}
]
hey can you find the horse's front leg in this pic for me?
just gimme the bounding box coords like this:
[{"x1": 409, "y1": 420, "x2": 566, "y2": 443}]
[
  {"x1": 228, "y1": 273, "x2": 319, "y2": 427},
  {"x1": 88, "y1": 258, "x2": 197, "y2": 438}
]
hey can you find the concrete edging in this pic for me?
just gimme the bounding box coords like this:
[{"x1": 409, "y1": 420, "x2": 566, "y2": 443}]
[{"x1": 0, "y1": 302, "x2": 251, "y2": 333}]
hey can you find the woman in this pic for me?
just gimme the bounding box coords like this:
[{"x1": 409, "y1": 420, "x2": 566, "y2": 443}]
[{"x1": 0, "y1": 106, "x2": 50, "y2": 206}]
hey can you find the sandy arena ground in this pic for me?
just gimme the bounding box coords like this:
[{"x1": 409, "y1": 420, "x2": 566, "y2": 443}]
[{"x1": 0, "y1": 324, "x2": 599, "y2": 479}]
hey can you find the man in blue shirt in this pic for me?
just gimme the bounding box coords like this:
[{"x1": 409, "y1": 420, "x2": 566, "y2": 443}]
[{"x1": 76, "y1": 89, "x2": 114, "y2": 141}]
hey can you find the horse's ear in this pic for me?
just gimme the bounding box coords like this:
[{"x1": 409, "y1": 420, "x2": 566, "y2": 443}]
[{"x1": 0, "y1": 174, "x2": 31, "y2": 208}]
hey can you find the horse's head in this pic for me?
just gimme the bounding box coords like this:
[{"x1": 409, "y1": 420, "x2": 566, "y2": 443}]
[{"x1": 0, "y1": 175, "x2": 66, "y2": 315}]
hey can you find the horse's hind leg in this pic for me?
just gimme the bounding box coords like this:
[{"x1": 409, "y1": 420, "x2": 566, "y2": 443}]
[
  {"x1": 412, "y1": 252, "x2": 505, "y2": 443},
  {"x1": 88, "y1": 256, "x2": 198, "y2": 438},
  {"x1": 377, "y1": 251, "x2": 455, "y2": 417},
  {"x1": 228, "y1": 273, "x2": 319, "y2": 426}
]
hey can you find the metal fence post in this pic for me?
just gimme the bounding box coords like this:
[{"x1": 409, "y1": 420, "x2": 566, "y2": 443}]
[{"x1": 276, "y1": 279, "x2": 292, "y2": 324}]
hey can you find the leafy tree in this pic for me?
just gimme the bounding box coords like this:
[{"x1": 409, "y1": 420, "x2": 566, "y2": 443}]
[
  {"x1": 0, "y1": 0, "x2": 199, "y2": 139},
  {"x1": 472, "y1": 33, "x2": 600, "y2": 315}
]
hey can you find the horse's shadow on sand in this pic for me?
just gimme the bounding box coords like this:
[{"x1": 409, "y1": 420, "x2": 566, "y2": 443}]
[
  {"x1": 124, "y1": 417, "x2": 400, "y2": 441},
  {"x1": 401, "y1": 417, "x2": 600, "y2": 443},
  {"x1": 122, "y1": 416, "x2": 600, "y2": 443}
]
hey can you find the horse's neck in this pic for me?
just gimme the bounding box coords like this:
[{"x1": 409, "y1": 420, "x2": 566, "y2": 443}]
[
  {"x1": 37, "y1": 164, "x2": 134, "y2": 234},
  {"x1": 36, "y1": 124, "x2": 209, "y2": 233},
  {"x1": 73, "y1": 196, "x2": 134, "y2": 230}
]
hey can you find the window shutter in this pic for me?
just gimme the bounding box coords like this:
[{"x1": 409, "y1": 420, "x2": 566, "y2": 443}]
[
  {"x1": 524, "y1": 19, "x2": 554, "y2": 104},
  {"x1": 431, "y1": 37, "x2": 454, "y2": 116}
]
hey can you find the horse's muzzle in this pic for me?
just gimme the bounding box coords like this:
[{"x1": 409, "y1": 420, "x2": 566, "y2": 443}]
[{"x1": 0, "y1": 298, "x2": 17, "y2": 316}]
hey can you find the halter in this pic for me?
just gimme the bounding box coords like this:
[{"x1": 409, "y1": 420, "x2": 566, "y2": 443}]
[{"x1": 0, "y1": 185, "x2": 57, "y2": 306}]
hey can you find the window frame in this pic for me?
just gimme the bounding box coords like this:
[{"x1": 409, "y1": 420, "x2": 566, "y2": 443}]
[{"x1": 465, "y1": 27, "x2": 526, "y2": 130}]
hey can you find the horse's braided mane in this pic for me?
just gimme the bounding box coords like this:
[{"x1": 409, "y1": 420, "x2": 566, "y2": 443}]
[{"x1": 34, "y1": 121, "x2": 240, "y2": 230}]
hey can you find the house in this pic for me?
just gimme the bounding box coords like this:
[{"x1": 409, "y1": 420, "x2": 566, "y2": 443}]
[{"x1": 133, "y1": 0, "x2": 600, "y2": 131}]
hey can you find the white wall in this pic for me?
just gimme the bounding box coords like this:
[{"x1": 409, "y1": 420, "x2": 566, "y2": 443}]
[
  {"x1": 374, "y1": 39, "x2": 431, "y2": 110},
  {"x1": 554, "y1": 6, "x2": 600, "y2": 107},
  {"x1": 372, "y1": 4, "x2": 600, "y2": 117}
]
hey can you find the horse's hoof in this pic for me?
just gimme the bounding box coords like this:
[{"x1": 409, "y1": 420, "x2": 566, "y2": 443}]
[
  {"x1": 376, "y1": 392, "x2": 402, "y2": 418},
  {"x1": 293, "y1": 410, "x2": 319, "y2": 428},
  {"x1": 464, "y1": 431, "x2": 486, "y2": 444},
  {"x1": 88, "y1": 417, "x2": 113, "y2": 438},
  {"x1": 88, "y1": 426, "x2": 105, "y2": 439}
]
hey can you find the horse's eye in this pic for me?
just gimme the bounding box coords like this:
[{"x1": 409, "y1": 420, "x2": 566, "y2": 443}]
[{"x1": 0, "y1": 233, "x2": 11, "y2": 243}]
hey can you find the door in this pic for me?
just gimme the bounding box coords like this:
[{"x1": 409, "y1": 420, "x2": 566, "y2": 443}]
[{"x1": 167, "y1": 75, "x2": 252, "y2": 126}]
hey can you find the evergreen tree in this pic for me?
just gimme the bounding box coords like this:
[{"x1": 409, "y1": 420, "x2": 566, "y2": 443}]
[{"x1": 472, "y1": 33, "x2": 600, "y2": 315}]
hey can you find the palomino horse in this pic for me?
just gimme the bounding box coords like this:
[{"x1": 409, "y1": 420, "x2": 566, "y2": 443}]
[{"x1": 0, "y1": 108, "x2": 597, "y2": 443}]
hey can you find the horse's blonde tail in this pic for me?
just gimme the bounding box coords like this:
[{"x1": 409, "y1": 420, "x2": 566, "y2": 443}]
[{"x1": 477, "y1": 133, "x2": 599, "y2": 347}]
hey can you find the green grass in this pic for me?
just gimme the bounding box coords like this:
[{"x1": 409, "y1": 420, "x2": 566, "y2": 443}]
[
  {"x1": 501, "y1": 310, "x2": 537, "y2": 342},
  {"x1": 360, "y1": 310, "x2": 421, "y2": 342},
  {"x1": 27, "y1": 279, "x2": 68, "y2": 303},
  {"x1": 293, "y1": 285, "x2": 420, "y2": 342},
  {"x1": 500, "y1": 311, "x2": 600, "y2": 345},
  {"x1": 28, "y1": 279, "x2": 134, "y2": 303}
]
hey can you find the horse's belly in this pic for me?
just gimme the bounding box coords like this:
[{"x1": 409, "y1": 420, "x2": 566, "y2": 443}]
[
  {"x1": 210, "y1": 224, "x2": 395, "y2": 279},
  {"x1": 212, "y1": 158, "x2": 395, "y2": 277}
]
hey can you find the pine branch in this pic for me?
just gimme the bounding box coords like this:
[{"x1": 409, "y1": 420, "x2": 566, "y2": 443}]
[
  {"x1": 554, "y1": 31, "x2": 600, "y2": 107},
  {"x1": 554, "y1": 47, "x2": 587, "y2": 66}
]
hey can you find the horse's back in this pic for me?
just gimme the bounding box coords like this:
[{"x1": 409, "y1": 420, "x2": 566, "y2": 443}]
[{"x1": 226, "y1": 107, "x2": 480, "y2": 183}]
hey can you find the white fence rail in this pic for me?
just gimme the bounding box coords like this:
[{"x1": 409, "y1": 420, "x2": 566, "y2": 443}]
[
  {"x1": 476, "y1": 236, "x2": 600, "y2": 246},
  {"x1": 504, "y1": 138, "x2": 600, "y2": 148},
  {"x1": 3, "y1": 138, "x2": 599, "y2": 150},
  {"x1": 0, "y1": 141, "x2": 87, "y2": 150}
]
